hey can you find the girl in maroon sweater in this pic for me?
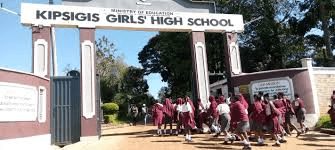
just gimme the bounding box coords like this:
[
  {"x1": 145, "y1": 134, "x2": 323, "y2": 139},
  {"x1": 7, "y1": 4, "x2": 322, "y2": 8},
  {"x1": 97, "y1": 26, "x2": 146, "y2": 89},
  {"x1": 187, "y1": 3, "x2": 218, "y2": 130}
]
[
  {"x1": 268, "y1": 100, "x2": 283, "y2": 147},
  {"x1": 294, "y1": 93, "x2": 308, "y2": 133},
  {"x1": 230, "y1": 95, "x2": 251, "y2": 150},
  {"x1": 182, "y1": 97, "x2": 195, "y2": 141},
  {"x1": 208, "y1": 96, "x2": 219, "y2": 135},
  {"x1": 152, "y1": 100, "x2": 164, "y2": 136},
  {"x1": 283, "y1": 95, "x2": 301, "y2": 137},
  {"x1": 251, "y1": 95, "x2": 266, "y2": 145},
  {"x1": 198, "y1": 98, "x2": 208, "y2": 131},
  {"x1": 163, "y1": 98, "x2": 174, "y2": 135}
]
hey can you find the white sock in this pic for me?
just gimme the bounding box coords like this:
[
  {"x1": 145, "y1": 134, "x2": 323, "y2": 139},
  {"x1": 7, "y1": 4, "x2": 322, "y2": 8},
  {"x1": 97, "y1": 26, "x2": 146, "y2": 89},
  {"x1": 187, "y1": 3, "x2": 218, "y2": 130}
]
[
  {"x1": 282, "y1": 136, "x2": 286, "y2": 140},
  {"x1": 189, "y1": 134, "x2": 192, "y2": 140},
  {"x1": 186, "y1": 134, "x2": 189, "y2": 140},
  {"x1": 276, "y1": 140, "x2": 280, "y2": 144},
  {"x1": 164, "y1": 129, "x2": 166, "y2": 134},
  {"x1": 243, "y1": 139, "x2": 249, "y2": 145},
  {"x1": 257, "y1": 138, "x2": 262, "y2": 143},
  {"x1": 170, "y1": 129, "x2": 173, "y2": 134},
  {"x1": 157, "y1": 129, "x2": 161, "y2": 134},
  {"x1": 278, "y1": 136, "x2": 282, "y2": 140}
]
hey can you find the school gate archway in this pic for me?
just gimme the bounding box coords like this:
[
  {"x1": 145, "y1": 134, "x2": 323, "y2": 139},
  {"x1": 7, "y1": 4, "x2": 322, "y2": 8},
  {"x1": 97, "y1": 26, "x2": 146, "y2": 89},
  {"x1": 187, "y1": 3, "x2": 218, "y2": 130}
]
[{"x1": 17, "y1": 0, "x2": 243, "y2": 147}]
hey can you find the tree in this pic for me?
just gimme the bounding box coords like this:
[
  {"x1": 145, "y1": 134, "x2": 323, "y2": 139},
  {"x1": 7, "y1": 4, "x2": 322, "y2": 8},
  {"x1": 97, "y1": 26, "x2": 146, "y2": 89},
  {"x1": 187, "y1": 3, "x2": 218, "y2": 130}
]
[
  {"x1": 121, "y1": 66, "x2": 149, "y2": 95},
  {"x1": 139, "y1": 0, "x2": 312, "y2": 97},
  {"x1": 158, "y1": 86, "x2": 171, "y2": 100},
  {"x1": 297, "y1": 0, "x2": 335, "y2": 66},
  {"x1": 138, "y1": 32, "x2": 194, "y2": 98},
  {"x1": 218, "y1": 0, "x2": 308, "y2": 72},
  {"x1": 95, "y1": 36, "x2": 128, "y2": 102}
]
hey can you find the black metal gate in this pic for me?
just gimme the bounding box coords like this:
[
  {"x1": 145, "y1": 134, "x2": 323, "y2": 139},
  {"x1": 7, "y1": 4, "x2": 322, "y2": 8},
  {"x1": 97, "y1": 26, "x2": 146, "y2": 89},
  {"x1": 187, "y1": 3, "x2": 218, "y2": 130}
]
[
  {"x1": 96, "y1": 75, "x2": 102, "y2": 138},
  {"x1": 51, "y1": 76, "x2": 81, "y2": 146}
]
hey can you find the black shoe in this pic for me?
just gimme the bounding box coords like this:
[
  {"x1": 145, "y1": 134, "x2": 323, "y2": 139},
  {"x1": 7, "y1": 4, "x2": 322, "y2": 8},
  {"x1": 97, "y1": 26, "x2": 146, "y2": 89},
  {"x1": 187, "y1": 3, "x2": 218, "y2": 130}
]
[
  {"x1": 223, "y1": 141, "x2": 228, "y2": 145},
  {"x1": 279, "y1": 139, "x2": 287, "y2": 143},
  {"x1": 272, "y1": 143, "x2": 280, "y2": 147},
  {"x1": 296, "y1": 132, "x2": 302, "y2": 138},
  {"x1": 305, "y1": 128, "x2": 309, "y2": 133}
]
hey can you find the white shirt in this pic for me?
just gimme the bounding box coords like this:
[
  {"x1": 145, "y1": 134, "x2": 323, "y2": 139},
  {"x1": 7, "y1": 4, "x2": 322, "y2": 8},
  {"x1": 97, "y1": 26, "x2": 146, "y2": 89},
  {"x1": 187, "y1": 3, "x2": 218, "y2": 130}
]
[
  {"x1": 182, "y1": 102, "x2": 192, "y2": 113},
  {"x1": 176, "y1": 104, "x2": 183, "y2": 113},
  {"x1": 216, "y1": 103, "x2": 230, "y2": 115}
]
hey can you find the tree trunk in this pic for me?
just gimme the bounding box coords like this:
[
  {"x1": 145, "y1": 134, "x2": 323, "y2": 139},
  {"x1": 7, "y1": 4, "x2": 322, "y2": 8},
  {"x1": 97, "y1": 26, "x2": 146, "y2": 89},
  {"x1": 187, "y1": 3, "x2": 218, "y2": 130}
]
[{"x1": 320, "y1": 1, "x2": 333, "y2": 66}]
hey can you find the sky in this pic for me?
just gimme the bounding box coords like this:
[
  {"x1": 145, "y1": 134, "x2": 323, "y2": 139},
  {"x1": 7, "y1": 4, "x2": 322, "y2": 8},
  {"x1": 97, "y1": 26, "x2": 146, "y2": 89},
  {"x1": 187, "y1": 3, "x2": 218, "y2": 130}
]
[{"x1": 0, "y1": 0, "x2": 167, "y2": 99}]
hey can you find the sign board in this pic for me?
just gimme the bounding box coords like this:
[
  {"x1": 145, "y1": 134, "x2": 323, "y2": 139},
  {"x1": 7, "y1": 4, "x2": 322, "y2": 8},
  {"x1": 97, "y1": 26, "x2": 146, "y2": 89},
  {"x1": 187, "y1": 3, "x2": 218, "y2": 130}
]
[
  {"x1": 0, "y1": 82, "x2": 38, "y2": 121},
  {"x1": 249, "y1": 77, "x2": 294, "y2": 101},
  {"x1": 21, "y1": 3, "x2": 244, "y2": 32}
]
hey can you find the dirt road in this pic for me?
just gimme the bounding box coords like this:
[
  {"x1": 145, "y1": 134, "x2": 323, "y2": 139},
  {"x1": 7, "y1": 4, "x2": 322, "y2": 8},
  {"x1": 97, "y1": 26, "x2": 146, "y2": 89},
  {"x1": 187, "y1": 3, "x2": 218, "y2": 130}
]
[{"x1": 62, "y1": 124, "x2": 335, "y2": 150}]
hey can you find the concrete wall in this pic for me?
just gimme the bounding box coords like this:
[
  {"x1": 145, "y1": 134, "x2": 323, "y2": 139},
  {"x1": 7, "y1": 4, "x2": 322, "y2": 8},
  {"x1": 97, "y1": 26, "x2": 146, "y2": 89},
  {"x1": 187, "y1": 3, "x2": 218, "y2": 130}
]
[
  {"x1": 313, "y1": 68, "x2": 335, "y2": 115},
  {"x1": 0, "y1": 68, "x2": 51, "y2": 149}
]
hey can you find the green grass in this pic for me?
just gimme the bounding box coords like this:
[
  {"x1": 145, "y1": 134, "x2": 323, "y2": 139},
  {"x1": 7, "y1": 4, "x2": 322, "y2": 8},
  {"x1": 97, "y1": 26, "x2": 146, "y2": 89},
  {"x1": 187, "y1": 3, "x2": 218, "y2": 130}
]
[{"x1": 315, "y1": 115, "x2": 333, "y2": 129}]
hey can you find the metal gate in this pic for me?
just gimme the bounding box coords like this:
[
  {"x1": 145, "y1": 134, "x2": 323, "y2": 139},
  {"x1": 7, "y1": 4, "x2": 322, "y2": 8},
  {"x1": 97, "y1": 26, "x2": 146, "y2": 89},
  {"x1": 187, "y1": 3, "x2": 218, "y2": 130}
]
[
  {"x1": 51, "y1": 76, "x2": 81, "y2": 146},
  {"x1": 96, "y1": 75, "x2": 102, "y2": 138}
]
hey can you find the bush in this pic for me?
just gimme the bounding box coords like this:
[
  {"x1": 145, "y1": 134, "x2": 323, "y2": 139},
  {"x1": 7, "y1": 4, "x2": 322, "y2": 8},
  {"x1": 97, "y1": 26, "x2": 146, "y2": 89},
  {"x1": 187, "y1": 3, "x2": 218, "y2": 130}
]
[
  {"x1": 102, "y1": 103, "x2": 119, "y2": 115},
  {"x1": 104, "y1": 114, "x2": 118, "y2": 124},
  {"x1": 315, "y1": 115, "x2": 333, "y2": 129}
]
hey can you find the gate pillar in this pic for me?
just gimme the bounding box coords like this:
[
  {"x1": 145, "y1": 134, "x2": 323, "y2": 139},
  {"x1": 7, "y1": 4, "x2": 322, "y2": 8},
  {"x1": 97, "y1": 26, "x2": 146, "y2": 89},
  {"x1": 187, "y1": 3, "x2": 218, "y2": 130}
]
[
  {"x1": 190, "y1": 32, "x2": 210, "y2": 105},
  {"x1": 32, "y1": 26, "x2": 51, "y2": 78},
  {"x1": 79, "y1": 28, "x2": 98, "y2": 141},
  {"x1": 223, "y1": 33, "x2": 241, "y2": 94}
]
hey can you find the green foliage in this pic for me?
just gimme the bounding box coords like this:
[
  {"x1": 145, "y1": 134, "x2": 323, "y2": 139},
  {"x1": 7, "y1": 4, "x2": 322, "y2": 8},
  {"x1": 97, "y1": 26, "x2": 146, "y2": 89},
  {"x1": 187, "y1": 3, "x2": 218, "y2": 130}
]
[
  {"x1": 102, "y1": 103, "x2": 119, "y2": 115},
  {"x1": 103, "y1": 114, "x2": 118, "y2": 124},
  {"x1": 316, "y1": 115, "x2": 333, "y2": 129},
  {"x1": 121, "y1": 66, "x2": 149, "y2": 95},
  {"x1": 158, "y1": 86, "x2": 171, "y2": 100},
  {"x1": 297, "y1": 0, "x2": 335, "y2": 66},
  {"x1": 138, "y1": 32, "x2": 193, "y2": 97}
]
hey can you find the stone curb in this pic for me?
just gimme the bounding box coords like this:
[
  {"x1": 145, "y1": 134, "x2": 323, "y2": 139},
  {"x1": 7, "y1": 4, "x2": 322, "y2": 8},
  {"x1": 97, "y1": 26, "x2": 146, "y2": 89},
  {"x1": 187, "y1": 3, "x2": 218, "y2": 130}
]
[{"x1": 101, "y1": 123, "x2": 130, "y2": 130}]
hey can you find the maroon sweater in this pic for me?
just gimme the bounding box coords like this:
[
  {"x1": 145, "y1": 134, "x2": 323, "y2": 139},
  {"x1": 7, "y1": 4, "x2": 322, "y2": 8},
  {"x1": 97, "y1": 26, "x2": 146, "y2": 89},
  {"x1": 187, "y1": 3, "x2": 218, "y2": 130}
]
[
  {"x1": 230, "y1": 101, "x2": 249, "y2": 122},
  {"x1": 251, "y1": 101, "x2": 266, "y2": 123}
]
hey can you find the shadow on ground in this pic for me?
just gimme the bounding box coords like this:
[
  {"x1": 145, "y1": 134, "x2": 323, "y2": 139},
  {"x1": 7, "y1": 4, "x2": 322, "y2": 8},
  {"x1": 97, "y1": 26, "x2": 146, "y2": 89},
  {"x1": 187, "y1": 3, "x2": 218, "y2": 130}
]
[{"x1": 102, "y1": 129, "x2": 156, "y2": 137}]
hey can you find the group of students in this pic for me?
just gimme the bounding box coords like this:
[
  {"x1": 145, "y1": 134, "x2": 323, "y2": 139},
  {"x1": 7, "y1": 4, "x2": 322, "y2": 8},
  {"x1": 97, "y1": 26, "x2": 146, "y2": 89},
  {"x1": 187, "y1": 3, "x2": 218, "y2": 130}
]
[
  {"x1": 152, "y1": 97, "x2": 196, "y2": 141},
  {"x1": 151, "y1": 92, "x2": 309, "y2": 149}
]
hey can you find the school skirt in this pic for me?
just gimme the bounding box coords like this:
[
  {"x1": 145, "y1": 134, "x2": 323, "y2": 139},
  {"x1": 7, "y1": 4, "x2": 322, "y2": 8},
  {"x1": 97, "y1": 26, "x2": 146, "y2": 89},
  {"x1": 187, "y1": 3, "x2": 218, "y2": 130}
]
[
  {"x1": 251, "y1": 121, "x2": 263, "y2": 132},
  {"x1": 296, "y1": 108, "x2": 306, "y2": 122},
  {"x1": 183, "y1": 112, "x2": 195, "y2": 129},
  {"x1": 236, "y1": 121, "x2": 250, "y2": 133},
  {"x1": 219, "y1": 113, "x2": 230, "y2": 132},
  {"x1": 153, "y1": 114, "x2": 163, "y2": 126}
]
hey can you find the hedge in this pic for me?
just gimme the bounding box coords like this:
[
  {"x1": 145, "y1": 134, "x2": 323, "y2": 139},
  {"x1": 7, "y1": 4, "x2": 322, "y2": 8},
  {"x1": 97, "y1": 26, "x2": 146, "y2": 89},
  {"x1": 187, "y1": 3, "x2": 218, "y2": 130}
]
[
  {"x1": 104, "y1": 114, "x2": 118, "y2": 124},
  {"x1": 102, "y1": 102, "x2": 119, "y2": 115},
  {"x1": 315, "y1": 115, "x2": 333, "y2": 129}
]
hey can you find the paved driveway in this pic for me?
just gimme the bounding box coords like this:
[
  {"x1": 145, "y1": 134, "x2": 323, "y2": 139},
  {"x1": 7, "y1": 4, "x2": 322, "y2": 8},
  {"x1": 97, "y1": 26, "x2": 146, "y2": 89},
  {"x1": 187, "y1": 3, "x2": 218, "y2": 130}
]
[{"x1": 61, "y1": 124, "x2": 335, "y2": 150}]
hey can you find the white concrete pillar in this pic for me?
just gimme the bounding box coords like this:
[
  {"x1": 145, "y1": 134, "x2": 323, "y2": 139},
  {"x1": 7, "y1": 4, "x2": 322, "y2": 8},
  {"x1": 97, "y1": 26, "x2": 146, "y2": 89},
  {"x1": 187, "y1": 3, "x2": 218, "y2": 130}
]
[{"x1": 190, "y1": 32, "x2": 210, "y2": 105}]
